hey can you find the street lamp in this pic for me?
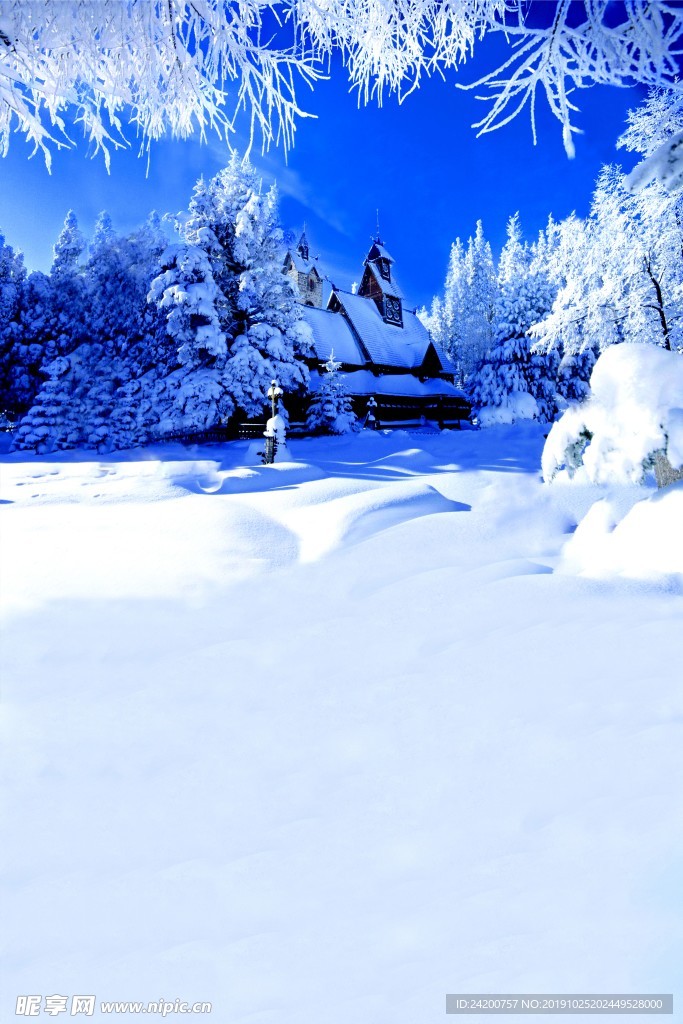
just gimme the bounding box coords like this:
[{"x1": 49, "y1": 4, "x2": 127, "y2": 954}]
[{"x1": 261, "y1": 379, "x2": 285, "y2": 464}]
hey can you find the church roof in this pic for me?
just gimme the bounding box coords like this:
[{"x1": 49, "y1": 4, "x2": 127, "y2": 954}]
[
  {"x1": 332, "y1": 290, "x2": 435, "y2": 370},
  {"x1": 293, "y1": 231, "x2": 457, "y2": 378},
  {"x1": 289, "y1": 250, "x2": 319, "y2": 275},
  {"x1": 367, "y1": 241, "x2": 395, "y2": 263},
  {"x1": 309, "y1": 368, "x2": 466, "y2": 399},
  {"x1": 300, "y1": 305, "x2": 367, "y2": 366}
]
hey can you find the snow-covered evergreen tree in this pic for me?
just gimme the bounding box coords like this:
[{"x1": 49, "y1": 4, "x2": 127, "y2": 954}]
[
  {"x1": 497, "y1": 212, "x2": 526, "y2": 287},
  {"x1": 424, "y1": 228, "x2": 496, "y2": 385},
  {"x1": 107, "y1": 213, "x2": 171, "y2": 448},
  {"x1": 470, "y1": 218, "x2": 557, "y2": 424},
  {"x1": 0, "y1": 230, "x2": 26, "y2": 415},
  {"x1": 12, "y1": 354, "x2": 83, "y2": 452},
  {"x1": 9, "y1": 271, "x2": 53, "y2": 414},
  {"x1": 533, "y1": 127, "x2": 683, "y2": 360},
  {"x1": 48, "y1": 210, "x2": 87, "y2": 360},
  {"x1": 529, "y1": 211, "x2": 620, "y2": 358},
  {"x1": 148, "y1": 156, "x2": 311, "y2": 438},
  {"x1": 147, "y1": 241, "x2": 230, "y2": 435},
  {"x1": 80, "y1": 213, "x2": 169, "y2": 450},
  {"x1": 10, "y1": 210, "x2": 86, "y2": 431},
  {"x1": 555, "y1": 345, "x2": 598, "y2": 408},
  {"x1": 305, "y1": 351, "x2": 358, "y2": 434},
  {"x1": 15, "y1": 210, "x2": 168, "y2": 452},
  {"x1": 225, "y1": 179, "x2": 312, "y2": 413},
  {"x1": 460, "y1": 220, "x2": 497, "y2": 380}
]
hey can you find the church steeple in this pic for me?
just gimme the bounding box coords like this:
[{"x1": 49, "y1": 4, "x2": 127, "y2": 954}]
[
  {"x1": 358, "y1": 236, "x2": 404, "y2": 327},
  {"x1": 296, "y1": 225, "x2": 310, "y2": 263},
  {"x1": 283, "y1": 224, "x2": 324, "y2": 307}
]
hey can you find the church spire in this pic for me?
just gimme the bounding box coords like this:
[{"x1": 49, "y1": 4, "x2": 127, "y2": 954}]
[
  {"x1": 296, "y1": 224, "x2": 310, "y2": 262},
  {"x1": 358, "y1": 233, "x2": 404, "y2": 327}
]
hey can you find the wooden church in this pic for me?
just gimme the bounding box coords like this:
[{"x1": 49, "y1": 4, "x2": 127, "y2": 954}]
[{"x1": 284, "y1": 230, "x2": 469, "y2": 428}]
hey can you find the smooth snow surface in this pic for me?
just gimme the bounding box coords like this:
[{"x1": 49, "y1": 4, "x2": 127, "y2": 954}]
[
  {"x1": 558, "y1": 482, "x2": 683, "y2": 579},
  {"x1": 2, "y1": 424, "x2": 682, "y2": 1022}
]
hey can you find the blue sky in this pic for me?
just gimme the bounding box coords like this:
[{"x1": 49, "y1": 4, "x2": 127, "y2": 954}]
[{"x1": 0, "y1": 34, "x2": 645, "y2": 310}]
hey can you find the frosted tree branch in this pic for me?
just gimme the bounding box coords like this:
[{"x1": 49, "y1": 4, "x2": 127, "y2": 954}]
[{"x1": 0, "y1": 0, "x2": 682, "y2": 167}]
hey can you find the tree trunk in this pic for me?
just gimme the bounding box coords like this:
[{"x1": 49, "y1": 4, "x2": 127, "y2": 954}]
[{"x1": 643, "y1": 255, "x2": 671, "y2": 351}]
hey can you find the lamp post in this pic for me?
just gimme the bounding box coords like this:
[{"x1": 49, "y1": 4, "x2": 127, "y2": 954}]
[
  {"x1": 268, "y1": 378, "x2": 283, "y2": 419},
  {"x1": 261, "y1": 379, "x2": 285, "y2": 464}
]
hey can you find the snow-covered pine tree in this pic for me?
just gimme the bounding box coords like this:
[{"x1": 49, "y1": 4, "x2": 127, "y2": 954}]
[
  {"x1": 107, "y1": 213, "x2": 171, "y2": 449},
  {"x1": 0, "y1": 229, "x2": 26, "y2": 416},
  {"x1": 148, "y1": 240, "x2": 230, "y2": 435},
  {"x1": 12, "y1": 354, "x2": 83, "y2": 452},
  {"x1": 525, "y1": 228, "x2": 560, "y2": 421},
  {"x1": 149, "y1": 155, "x2": 311, "y2": 437},
  {"x1": 82, "y1": 212, "x2": 168, "y2": 450},
  {"x1": 49, "y1": 210, "x2": 87, "y2": 359},
  {"x1": 10, "y1": 271, "x2": 53, "y2": 415},
  {"x1": 529, "y1": 211, "x2": 621, "y2": 360},
  {"x1": 423, "y1": 231, "x2": 491, "y2": 386},
  {"x1": 72, "y1": 212, "x2": 131, "y2": 450},
  {"x1": 470, "y1": 217, "x2": 556, "y2": 424},
  {"x1": 15, "y1": 209, "x2": 168, "y2": 452},
  {"x1": 460, "y1": 220, "x2": 498, "y2": 381},
  {"x1": 533, "y1": 130, "x2": 683, "y2": 362},
  {"x1": 555, "y1": 345, "x2": 598, "y2": 407},
  {"x1": 440, "y1": 239, "x2": 468, "y2": 379},
  {"x1": 305, "y1": 351, "x2": 358, "y2": 434},
  {"x1": 497, "y1": 212, "x2": 526, "y2": 286},
  {"x1": 15, "y1": 210, "x2": 90, "y2": 457},
  {"x1": 225, "y1": 179, "x2": 311, "y2": 414}
]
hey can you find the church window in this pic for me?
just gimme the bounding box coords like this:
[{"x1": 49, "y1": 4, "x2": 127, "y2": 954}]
[
  {"x1": 385, "y1": 295, "x2": 402, "y2": 325},
  {"x1": 378, "y1": 258, "x2": 390, "y2": 280},
  {"x1": 308, "y1": 276, "x2": 316, "y2": 291}
]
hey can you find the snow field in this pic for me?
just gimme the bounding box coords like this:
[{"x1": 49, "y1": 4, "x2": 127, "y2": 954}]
[{"x1": 2, "y1": 425, "x2": 682, "y2": 1023}]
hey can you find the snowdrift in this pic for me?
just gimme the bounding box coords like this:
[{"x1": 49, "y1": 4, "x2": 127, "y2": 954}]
[
  {"x1": 543, "y1": 344, "x2": 683, "y2": 485},
  {"x1": 558, "y1": 483, "x2": 683, "y2": 579}
]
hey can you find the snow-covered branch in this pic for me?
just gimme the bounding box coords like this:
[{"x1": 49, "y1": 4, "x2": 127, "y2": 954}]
[
  {"x1": 1, "y1": 1, "x2": 682, "y2": 166},
  {"x1": 0, "y1": 1, "x2": 323, "y2": 168}
]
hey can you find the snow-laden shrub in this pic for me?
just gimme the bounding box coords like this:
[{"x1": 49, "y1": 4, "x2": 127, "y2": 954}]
[
  {"x1": 477, "y1": 390, "x2": 538, "y2": 427},
  {"x1": 543, "y1": 344, "x2": 683, "y2": 484},
  {"x1": 306, "y1": 354, "x2": 358, "y2": 435}
]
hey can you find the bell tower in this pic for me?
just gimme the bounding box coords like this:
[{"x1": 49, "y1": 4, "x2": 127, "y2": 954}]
[
  {"x1": 358, "y1": 235, "x2": 404, "y2": 327},
  {"x1": 283, "y1": 226, "x2": 324, "y2": 307}
]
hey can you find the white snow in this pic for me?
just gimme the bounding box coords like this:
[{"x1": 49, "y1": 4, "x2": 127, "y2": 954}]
[
  {"x1": 626, "y1": 128, "x2": 683, "y2": 194},
  {"x1": 301, "y1": 306, "x2": 366, "y2": 366},
  {"x1": 309, "y1": 368, "x2": 465, "y2": 399},
  {"x1": 543, "y1": 344, "x2": 683, "y2": 485},
  {"x1": 558, "y1": 483, "x2": 683, "y2": 579},
  {"x1": 1, "y1": 424, "x2": 681, "y2": 1022},
  {"x1": 477, "y1": 391, "x2": 539, "y2": 427},
  {"x1": 334, "y1": 291, "x2": 435, "y2": 370}
]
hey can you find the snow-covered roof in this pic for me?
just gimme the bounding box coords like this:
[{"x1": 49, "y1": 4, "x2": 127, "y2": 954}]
[
  {"x1": 430, "y1": 340, "x2": 458, "y2": 375},
  {"x1": 289, "y1": 251, "x2": 319, "y2": 276},
  {"x1": 368, "y1": 242, "x2": 394, "y2": 263},
  {"x1": 300, "y1": 305, "x2": 367, "y2": 367},
  {"x1": 309, "y1": 368, "x2": 466, "y2": 399},
  {"x1": 332, "y1": 291, "x2": 435, "y2": 370},
  {"x1": 366, "y1": 261, "x2": 406, "y2": 300}
]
